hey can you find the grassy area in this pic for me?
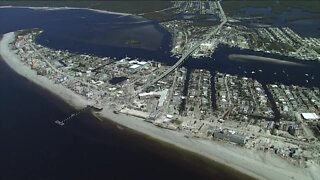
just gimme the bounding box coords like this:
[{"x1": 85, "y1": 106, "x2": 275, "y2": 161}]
[{"x1": 0, "y1": 0, "x2": 172, "y2": 14}]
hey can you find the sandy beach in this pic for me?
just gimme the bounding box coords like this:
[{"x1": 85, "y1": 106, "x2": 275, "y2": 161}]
[
  {"x1": 1, "y1": 32, "x2": 319, "y2": 180},
  {"x1": 0, "y1": 32, "x2": 92, "y2": 109}
]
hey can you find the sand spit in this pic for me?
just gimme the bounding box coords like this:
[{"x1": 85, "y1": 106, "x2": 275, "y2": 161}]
[
  {"x1": 228, "y1": 54, "x2": 310, "y2": 67},
  {"x1": 0, "y1": 6, "x2": 131, "y2": 16},
  {"x1": 1, "y1": 32, "x2": 319, "y2": 180}
]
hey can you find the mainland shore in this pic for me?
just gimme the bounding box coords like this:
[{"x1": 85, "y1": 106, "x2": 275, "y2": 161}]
[{"x1": 1, "y1": 32, "x2": 319, "y2": 180}]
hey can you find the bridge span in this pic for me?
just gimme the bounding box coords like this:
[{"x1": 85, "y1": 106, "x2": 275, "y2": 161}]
[
  {"x1": 143, "y1": 44, "x2": 200, "y2": 89},
  {"x1": 143, "y1": 1, "x2": 227, "y2": 89}
]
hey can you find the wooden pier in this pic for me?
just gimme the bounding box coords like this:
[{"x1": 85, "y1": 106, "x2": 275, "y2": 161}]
[{"x1": 54, "y1": 105, "x2": 92, "y2": 126}]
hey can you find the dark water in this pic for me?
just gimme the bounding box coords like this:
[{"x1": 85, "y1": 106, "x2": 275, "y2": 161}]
[
  {"x1": 186, "y1": 45, "x2": 320, "y2": 88},
  {"x1": 109, "y1": 76, "x2": 128, "y2": 85},
  {"x1": 0, "y1": 7, "x2": 170, "y2": 56},
  {"x1": 0, "y1": 7, "x2": 253, "y2": 180}
]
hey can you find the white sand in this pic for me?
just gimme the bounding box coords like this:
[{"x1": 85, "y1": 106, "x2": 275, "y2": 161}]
[{"x1": 1, "y1": 32, "x2": 319, "y2": 180}]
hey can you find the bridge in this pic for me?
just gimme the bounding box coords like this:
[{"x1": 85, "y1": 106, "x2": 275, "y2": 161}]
[
  {"x1": 143, "y1": 1, "x2": 227, "y2": 89},
  {"x1": 54, "y1": 105, "x2": 92, "y2": 126}
]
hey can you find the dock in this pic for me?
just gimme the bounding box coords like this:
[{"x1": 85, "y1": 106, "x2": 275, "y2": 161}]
[{"x1": 54, "y1": 105, "x2": 93, "y2": 126}]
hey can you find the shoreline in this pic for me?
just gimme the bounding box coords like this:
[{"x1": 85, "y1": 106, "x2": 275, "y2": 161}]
[
  {"x1": 0, "y1": 6, "x2": 132, "y2": 16},
  {"x1": 1, "y1": 32, "x2": 319, "y2": 180}
]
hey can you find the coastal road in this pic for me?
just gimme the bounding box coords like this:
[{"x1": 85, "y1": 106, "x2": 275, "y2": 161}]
[
  {"x1": 28, "y1": 42, "x2": 60, "y2": 73},
  {"x1": 27, "y1": 41, "x2": 97, "y2": 88}
]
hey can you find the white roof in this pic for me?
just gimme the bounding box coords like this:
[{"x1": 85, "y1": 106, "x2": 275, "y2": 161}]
[
  {"x1": 139, "y1": 92, "x2": 156, "y2": 97},
  {"x1": 137, "y1": 61, "x2": 147, "y2": 65},
  {"x1": 138, "y1": 89, "x2": 168, "y2": 107},
  {"x1": 129, "y1": 64, "x2": 140, "y2": 69},
  {"x1": 166, "y1": 114, "x2": 173, "y2": 119},
  {"x1": 129, "y1": 60, "x2": 138, "y2": 64},
  {"x1": 157, "y1": 89, "x2": 168, "y2": 107},
  {"x1": 301, "y1": 113, "x2": 319, "y2": 120}
]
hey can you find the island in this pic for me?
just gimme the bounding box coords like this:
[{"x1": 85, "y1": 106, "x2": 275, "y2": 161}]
[{"x1": 1, "y1": 1, "x2": 320, "y2": 180}]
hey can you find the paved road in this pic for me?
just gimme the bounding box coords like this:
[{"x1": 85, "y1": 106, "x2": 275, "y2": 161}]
[
  {"x1": 29, "y1": 43, "x2": 60, "y2": 73},
  {"x1": 28, "y1": 42, "x2": 96, "y2": 88}
]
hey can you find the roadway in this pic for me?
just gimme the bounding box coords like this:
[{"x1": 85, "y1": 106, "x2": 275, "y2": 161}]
[
  {"x1": 27, "y1": 41, "x2": 97, "y2": 88},
  {"x1": 143, "y1": 0, "x2": 227, "y2": 89},
  {"x1": 29, "y1": 43, "x2": 60, "y2": 73}
]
